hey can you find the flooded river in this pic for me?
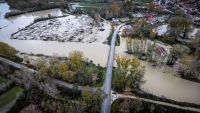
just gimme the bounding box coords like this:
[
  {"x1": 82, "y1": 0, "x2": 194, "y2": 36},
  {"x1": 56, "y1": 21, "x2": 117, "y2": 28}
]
[
  {"x1": 0, "y1": 3, "x2": 200, "y2": 105},
  {"x1": 116, "y1": 37, "x2": 200, "y2": 105}
]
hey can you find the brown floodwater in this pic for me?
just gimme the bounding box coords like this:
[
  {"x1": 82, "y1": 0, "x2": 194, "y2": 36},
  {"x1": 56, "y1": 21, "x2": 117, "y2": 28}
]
[{"x1": 0, "y1": 3, "x2": 200, "y2": 105}]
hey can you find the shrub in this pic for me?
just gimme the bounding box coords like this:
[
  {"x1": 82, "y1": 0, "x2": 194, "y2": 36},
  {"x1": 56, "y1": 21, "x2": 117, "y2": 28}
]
[{"x1": 0, "y1": 42, "x2": 16, "y2": 58}]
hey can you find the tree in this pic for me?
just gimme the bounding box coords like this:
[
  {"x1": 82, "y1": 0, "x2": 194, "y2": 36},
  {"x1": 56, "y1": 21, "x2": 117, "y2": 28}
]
[
  {"x1": 179, "y1": 55, "x2": 200, "y2": 81},
  {"x1": 58, "y1": 0, "x2": 69, "y2": 11},
  {"x1": 168, "y1": 16, "x2": 192, "y2": 38},
  {"x1": 111, "y1": 2, "x2": 121, "y2": 17},
  {"x1": 115, "y1": 56, "x2": 131, "y2": 70},
  {"x1": 189, "y1": 30, "x2": 200, "y2": 49},
  {"x1": 123, "y1": 0, "x2": 134, "y2": 15},
  {"x1": 113, "y1": 56, "x2": 145, "y2": 92},
  {"x1": 126, "y1": 38, "x2": 133, "y2": 54},
  {"x1": 0, "y1": 41, "x2": 16, "y2": 58},
  {"x1": 113, "y1": 69, "x2": 126, "y2": 92},
  {"x1": 119, "y1": 99, "x2": 143, "y2": 113},
  {"x1": 147, "y1": 1, "x2": 156, "y2": 11},
  {"x1": 49, "y1": 56, "x2": 60, "y2": 77},
  {"x1": 168, "y1": 44, "x2": 190, "y2": 65},
  {"x1": 68, "y1": 51, "x2": 84, "y2": 72},
  {"x1": 119, "y1": 99, "x2": 130, "y2": 113},
  {"x1": 127, "y1": 58, "x2": 145, "y2": 90},
  {"x1": 81, "y1": 86, "x2": 102, "y2": 113},
  {"x1": 59, "y1": 63, "x2": 74, "y2": 82}
]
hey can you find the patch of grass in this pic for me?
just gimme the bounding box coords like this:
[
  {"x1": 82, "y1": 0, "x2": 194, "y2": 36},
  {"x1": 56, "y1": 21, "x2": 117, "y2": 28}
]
[
  {"x1": 0, "y1": 86, "x2": 23, "y2": 108},
  {"x1": 134, "y1": 0, "x2": 153, "y2": 3},
  {"x1": 0, "y1": 76, "x2": 8, "y2": 85},
  {"x1": 70, "y1": 2, "x2": 109, "y2": 12}
]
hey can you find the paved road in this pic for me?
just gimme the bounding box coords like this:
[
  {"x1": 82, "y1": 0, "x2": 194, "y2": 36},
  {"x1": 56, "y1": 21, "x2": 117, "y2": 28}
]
[
  {"x1": 117, "y1": 94, "x2": 200, "y2": 113},
  {"x1": 51, "y1": 78, "x2": 96, "y2": 92},
  {"x1": 0, "y1": 56, "x2": 96, "y2": 92},
  {"x1": 101, "y1": 24, "x2": 124, "y2": 113},
  {"x1": 1, "y1": 44, "x2": 200, "y2": 113}
]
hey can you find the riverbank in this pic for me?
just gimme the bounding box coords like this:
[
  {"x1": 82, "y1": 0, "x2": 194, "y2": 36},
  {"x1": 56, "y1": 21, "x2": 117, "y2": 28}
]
[{"x1": 5, "y1": 4, "x2": 61, "y2": 18}]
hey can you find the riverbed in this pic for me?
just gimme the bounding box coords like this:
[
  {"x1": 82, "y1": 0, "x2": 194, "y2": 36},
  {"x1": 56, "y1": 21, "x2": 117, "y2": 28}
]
[{"x1": 0, "y1": 3, "x2": 200, "y2": 105}]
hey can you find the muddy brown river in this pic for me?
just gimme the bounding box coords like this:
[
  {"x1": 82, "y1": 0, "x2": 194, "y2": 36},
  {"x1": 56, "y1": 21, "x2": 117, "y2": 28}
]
[{"x1": 0, "y1": 3, "x2": 200, "y2": 105}]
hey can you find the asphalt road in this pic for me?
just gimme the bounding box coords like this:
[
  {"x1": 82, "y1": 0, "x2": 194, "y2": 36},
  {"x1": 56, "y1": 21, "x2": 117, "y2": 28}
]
[
  {"x1": 0, "y1": 56, "x2": 96, "y2": 92},
  {"x1": 117, "y1": 94, "x2": 200, "y2": 112},
  {"x1": 101, "y1": 24, "x2": 124, "y2": 113}
]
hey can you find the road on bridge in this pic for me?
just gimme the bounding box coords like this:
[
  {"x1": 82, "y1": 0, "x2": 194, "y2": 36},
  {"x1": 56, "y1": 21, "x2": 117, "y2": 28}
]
[{"x1": 101, "y1": 24, "x2": 124, "y2": 113}]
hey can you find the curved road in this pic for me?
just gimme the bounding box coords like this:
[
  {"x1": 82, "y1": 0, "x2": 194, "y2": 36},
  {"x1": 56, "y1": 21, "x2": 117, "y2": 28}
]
[
  {"x1": 116, "y1": 94, "x2": 200, "y2": 112},
  {"x1": 101, "y1": 24, "x2": 124, "y2": 113},
  {"x1": 0, "y1": 57, "x2": 96, "y2": 92}
]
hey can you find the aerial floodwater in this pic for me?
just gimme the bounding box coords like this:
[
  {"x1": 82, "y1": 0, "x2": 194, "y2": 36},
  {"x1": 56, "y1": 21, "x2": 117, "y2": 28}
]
[
  {"x1": 0, "y1": 3, "x2": 110, "y2": 66},
  {"x1": 0, "y1": 2, "x2": 200, "y2": 106}
]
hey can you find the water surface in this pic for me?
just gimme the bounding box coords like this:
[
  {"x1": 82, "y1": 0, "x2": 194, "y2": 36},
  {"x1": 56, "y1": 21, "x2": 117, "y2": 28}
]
[{"x1": 0, "y1": 3, "x2": 200, "y2": 105}]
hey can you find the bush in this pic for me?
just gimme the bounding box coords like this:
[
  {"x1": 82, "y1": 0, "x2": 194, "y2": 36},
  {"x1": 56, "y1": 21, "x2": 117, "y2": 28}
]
[
  {"x1": 7, "y1": 0, "x2": 48, "y2": 10},
  {"x1": 0, "y1": 42, "x2": 16, "y2": 58},
  {"x1": 158, "y1": 35, "x2": 177, "y2": 45}
]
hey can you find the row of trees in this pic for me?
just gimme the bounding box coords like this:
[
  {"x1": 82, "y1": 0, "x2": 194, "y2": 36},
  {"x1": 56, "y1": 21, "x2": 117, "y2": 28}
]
[
  {"x1": 126, "y1": 38, "x2": 169, "y2": 63},
  {"x1": 7, "y1": 0, "x2": 49, "y2": 9},
  {"x1": 112, "y1": 99, "x2": 143, "y2": 113},
  {"x1": 99, "y1": 0, "x2": 135, "y2": 19},
  {"x1": 112, "y1": 56, "x2": 145, "y2": 92},
  {"x1": 9, "y1": 64, "x2": 103, "y2": 113},
  {"x1": 35, "y1": 51, "x2": 105, "y2": 86},
  {"x1": 40, "y1": 86, "x2": 102, "y2": 113},
  {"x1": 9, "y1": 84, "x2": 103, "y2": 113}
]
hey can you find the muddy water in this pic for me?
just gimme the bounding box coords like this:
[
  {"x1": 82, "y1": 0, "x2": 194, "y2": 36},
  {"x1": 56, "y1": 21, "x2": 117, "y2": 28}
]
[
  {"x1": 116, "y1": 37, "x2": 200, "y2": 105},
  {"x1": 0, "y1": 3, "x2": 110, "y2": 66},
  {"x1": 0, "y1": 3, "x2": 200, "y2": 105}
]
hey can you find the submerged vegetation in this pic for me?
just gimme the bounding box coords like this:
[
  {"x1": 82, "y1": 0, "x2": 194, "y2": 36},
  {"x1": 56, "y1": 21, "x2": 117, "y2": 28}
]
[
  {"x1": 35, "y1": 51, "x2": 105, "y2": 86},
  {"x1": 112, "y1": 56, "x2": 145, "y2": 92},
  {"x1": 0, "y1": 0, "x2": 200, "y2": 113}
]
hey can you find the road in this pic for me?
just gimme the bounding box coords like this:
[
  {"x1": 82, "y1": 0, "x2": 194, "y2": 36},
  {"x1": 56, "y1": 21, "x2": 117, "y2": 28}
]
[
  {"x1": 1, "y1": 56, "x2": 200, "y2": 113},
  {"x1": 116, "y1": 94, "x2": 200, "y2": 113},
  {"x1": 101, "y1": 24, "x2": 124, "y2": 113},
  {"x1": 0, "y1": 56, "x2": 96, "y2": 92}
]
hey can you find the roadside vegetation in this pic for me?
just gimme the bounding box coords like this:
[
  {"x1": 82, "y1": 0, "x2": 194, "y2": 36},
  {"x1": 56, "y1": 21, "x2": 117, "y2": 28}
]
[
  {"x1": 33, "y1": 51, "x2": 105, "y2": 87},
  {"x1": 0, "y1": 86, "x2": 23, "y2": 111},
  {"x1": 0, "y1": 58, "x2": 103, "y2": 113},
  {"x1": 111, "y1": 98, "x2": 199, "y2": 113},
  {"x1": 112, "y1": 56, "x2": 145, "y2": 92},
  {"x1": 7, "y1": 86, "x2": 102, "y2": 113}
]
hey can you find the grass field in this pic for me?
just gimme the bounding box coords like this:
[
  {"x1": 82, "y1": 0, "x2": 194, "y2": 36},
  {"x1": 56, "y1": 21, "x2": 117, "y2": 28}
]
[
  {"x1": 0, "y1": 86, "x2": 23, "y2": 109},
  {"x1": 70, "y1": 2, "x2": 109, "y2": 12}
]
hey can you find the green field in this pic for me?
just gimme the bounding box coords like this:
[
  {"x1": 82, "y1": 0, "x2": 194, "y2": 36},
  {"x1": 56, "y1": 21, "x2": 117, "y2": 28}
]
[
  {"x1": 70, "y1": 2, "x2": 109, "y2": 11},
  {"x1": 134, "y1": 0, "x2": 153, "y2": 3},
  {"x1": 0, "y1": 76, "x2": 8, "y2": 85},
  {"x1": 0, "y1": 86, "x2": 23, "y2": 109}
]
